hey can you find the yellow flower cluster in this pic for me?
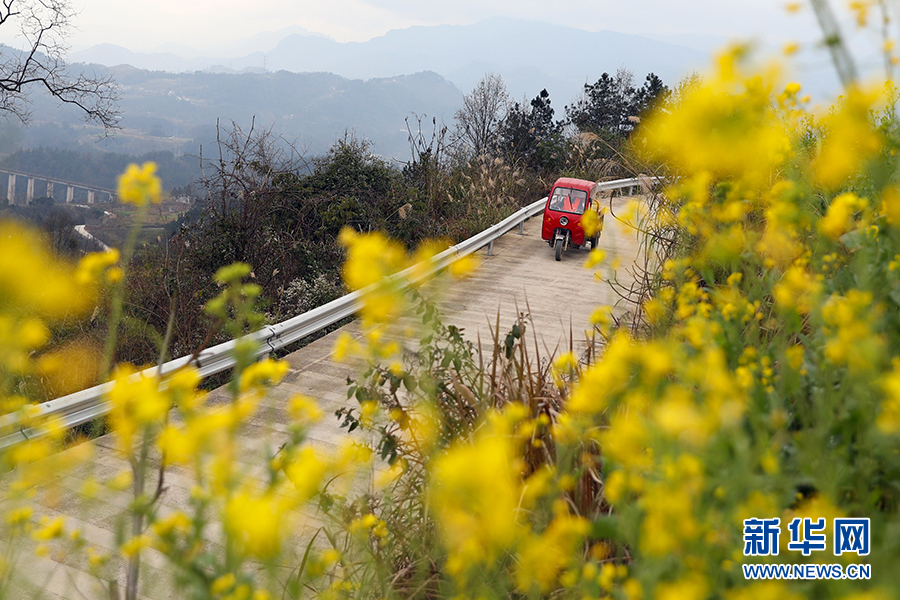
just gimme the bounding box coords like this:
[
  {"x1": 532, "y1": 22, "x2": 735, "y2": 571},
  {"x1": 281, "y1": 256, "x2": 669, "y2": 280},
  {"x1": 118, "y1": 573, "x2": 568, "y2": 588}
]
[
  {"x1": 430, "y1": 405, "x2": 590, "y2": 591},
  {"x1": 109, "y1": 364, "x2": 172, "y2": 452},
  {"x1": 117, "y1": 162, "x2": 162, "y2": 205},
  {"x1": 636, "y1": 45, "x2": 792, "y2": 188},
  {"x1": 430, "y1": 416, "x2": 524, "y2": 574},
  {"x1": 520, "y1": 40, "x2": 900, "y2": 600},
  {"x1": 0, "y1": 221, "x2": 97, "y2": 321},
  {"x1": 224, "y1": 489, "x2": 294, "y2": 558},
  {"x1": 812, "y1": 86, "x2": 884, "y2": 190}
]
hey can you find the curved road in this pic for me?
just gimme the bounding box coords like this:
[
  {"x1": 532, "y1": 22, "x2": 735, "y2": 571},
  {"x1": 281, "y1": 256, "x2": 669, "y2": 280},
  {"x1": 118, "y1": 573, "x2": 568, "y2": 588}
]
[{"x1": 74, "y1": 225, "x2": 111, "y2": 251}]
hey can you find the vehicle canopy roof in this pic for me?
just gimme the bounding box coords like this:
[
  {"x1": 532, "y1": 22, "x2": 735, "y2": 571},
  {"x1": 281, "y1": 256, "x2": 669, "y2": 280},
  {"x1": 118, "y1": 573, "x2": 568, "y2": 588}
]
[{"x1": 551, "y1": 177, "x2": 597, "y2": 193}]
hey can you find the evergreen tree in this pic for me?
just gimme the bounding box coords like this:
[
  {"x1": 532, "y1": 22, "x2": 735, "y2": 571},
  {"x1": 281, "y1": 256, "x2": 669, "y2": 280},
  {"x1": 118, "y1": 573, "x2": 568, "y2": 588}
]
[
  {"x1": 498, "y1": 89, "x2": 565, "y2": 172},
  {"x1": 566, "y1": 70, "x2": 669, "y2": 140}
]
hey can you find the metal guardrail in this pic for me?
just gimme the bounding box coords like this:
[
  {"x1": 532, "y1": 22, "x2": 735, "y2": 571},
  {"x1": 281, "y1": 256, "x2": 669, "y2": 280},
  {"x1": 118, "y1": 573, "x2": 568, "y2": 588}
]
[{"x1": 0, "y1": 176, "x2": 653, "y2": 451}]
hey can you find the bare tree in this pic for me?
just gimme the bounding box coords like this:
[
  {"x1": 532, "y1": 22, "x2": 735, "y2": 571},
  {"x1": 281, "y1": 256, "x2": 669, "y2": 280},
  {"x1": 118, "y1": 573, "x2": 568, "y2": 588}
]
[
  {"x1": 0, "y1": 0, "x2": 119, "y2": 130},
  {"x1": 452, "y1": 72, "x2": 509, "y2": 157},
  {"x1": 197, "y1": 118, "x2": 311, "y2": 275}
]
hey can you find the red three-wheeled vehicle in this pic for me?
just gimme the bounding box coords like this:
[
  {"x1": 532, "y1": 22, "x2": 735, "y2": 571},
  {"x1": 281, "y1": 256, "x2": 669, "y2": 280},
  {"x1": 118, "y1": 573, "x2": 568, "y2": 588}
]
[{"x1": 540, "y1": 177, "x2": 605, "y2": 261}]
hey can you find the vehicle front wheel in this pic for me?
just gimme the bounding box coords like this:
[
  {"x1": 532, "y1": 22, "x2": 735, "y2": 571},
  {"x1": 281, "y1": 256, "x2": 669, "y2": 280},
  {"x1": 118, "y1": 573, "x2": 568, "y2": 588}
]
[{"x1": 554, "y1": 238, "x2": 562, "y2": 261}]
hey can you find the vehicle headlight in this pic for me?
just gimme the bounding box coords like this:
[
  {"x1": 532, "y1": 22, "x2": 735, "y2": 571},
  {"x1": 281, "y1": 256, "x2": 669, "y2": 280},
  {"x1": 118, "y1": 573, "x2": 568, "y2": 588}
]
[{"x1": 560, "y1": 216, "x2": 568, "y2": 226}]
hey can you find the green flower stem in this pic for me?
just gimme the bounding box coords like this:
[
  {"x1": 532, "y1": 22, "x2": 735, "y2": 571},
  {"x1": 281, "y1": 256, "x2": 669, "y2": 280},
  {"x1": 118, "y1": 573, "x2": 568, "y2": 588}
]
[{"x1": 100, "y1": 201, "x2": 150, "y2": 380}]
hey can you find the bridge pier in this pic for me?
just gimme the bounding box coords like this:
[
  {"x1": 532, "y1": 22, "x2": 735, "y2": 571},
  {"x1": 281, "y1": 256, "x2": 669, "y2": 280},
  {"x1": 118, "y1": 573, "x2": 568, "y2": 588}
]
[
  {"x1": 0, "y1": 170, "x2": 116, "y2": 206},
  {"x1": 6, "y1": 173, "x2": 15, "y2": 205}
]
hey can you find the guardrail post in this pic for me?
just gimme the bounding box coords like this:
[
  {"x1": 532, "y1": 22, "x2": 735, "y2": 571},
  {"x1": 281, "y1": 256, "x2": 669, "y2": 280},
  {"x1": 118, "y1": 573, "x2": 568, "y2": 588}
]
[
  {"x1": 517, "y1": 221, "x2": 524, "y2": 235},
  {"x1": 487, "y1": 240, "x2": 494, "y2": 256}
]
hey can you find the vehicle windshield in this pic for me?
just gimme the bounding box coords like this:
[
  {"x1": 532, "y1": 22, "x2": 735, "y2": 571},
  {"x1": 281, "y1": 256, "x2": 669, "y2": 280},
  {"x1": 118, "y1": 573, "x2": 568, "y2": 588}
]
[{"x1": 548, "y1": 187, "x2": 588, "y2": 214}]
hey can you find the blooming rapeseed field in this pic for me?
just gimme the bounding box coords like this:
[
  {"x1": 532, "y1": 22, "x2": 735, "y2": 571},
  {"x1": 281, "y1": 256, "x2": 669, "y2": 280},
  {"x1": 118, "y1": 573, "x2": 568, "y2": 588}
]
[{"x1": 3, "y1": 4, "x2": 900, "y2": 599}]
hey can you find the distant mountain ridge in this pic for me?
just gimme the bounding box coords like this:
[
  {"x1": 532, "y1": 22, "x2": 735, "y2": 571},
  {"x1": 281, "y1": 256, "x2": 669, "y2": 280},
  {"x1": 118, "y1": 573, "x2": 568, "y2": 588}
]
[
  {"x1": 1, "y1": 64, "x2": 464, "y2": 161},
  {"x1": 71, "y1": 17, "x2": 711, "y2": 103},
  {"x1": 3, "y1": 19, "x2": 722, "y2": 163}
]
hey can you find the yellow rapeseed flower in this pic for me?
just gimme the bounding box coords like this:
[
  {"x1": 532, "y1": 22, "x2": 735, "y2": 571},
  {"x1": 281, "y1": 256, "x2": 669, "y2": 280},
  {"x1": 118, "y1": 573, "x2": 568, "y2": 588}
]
[
  {"x1": 109, "y1": 365, "x2": 170, "y2": 452},
  {"x1": 879, "y1": 186, "x2": 900, "y2": 226},
  {"x1": 120, "y1": 534, "x2": 152, "y2": 558},
  {"x1": 878, "y1": 359, "x2": 900, "y2": 433},
  {"x1": 637, "y1": 48, "x2": 792, "y2": 188},
  {"x1": 449, "y1": 253, "x2": 479, "y2": 279},
  {"x1": 117, "y1": 162, "x2": 162, "y2": 205},
  {"x1": 655, "y1": 573, "x2": 708, "y2": 600},
  {"x1": 332, "y1": 331, "x2": 362, "y2": 362},
  {"x1": 652, "y1": 386, "x2": 713, "y2": 447},
  {"x1": 773, "y1": 263, "x2": 821, "y2": 314},
  {"x1": 0, "y1": 221, "x2": 96, "y2": 320},
  {"x1": 283, "y1": 446, "x2": 329, "y2": 501},
  {"x1": 849, "y1": 0, "x2": 873, "y2": 27},
  {"x1": 238, "y1": 358, "x2": 289, "y2": 392},
  {"x1": 515, "y1": 510, "x2": 588, "y2": 592},
  {"x1": 211, "y1": 573, "x2": 236, "y2": 595},
  {"x1": 287, "y1": 394, "x2": 323, "y2": 424},
  {"x1": 75, "y1": 248, "x2": 120, "y2": 285},
  {"x1": 819, "y1": 192, "x2": 867, "y2": 241},
  {"x1": 599, "y1": 411, "x2": 651, "y2": 469},
  {"x1": 338, "y1": 227, "x2": 407, "y2": 291},
  {"x1": 812, "y1": 86, "x2": 883, "y2": 190},
  {"x1": 31, "y1": 516, "x2": 65, "y2": 541},
  {"x1": 430, "y1": 416, "x2": 525, "y2": 575},
  {"x1": 551, "y1": 351, "x2": 578, "y2": 388},
  {"x1": 36, "y1": 338, "x2": 101, "y2": 397},
  {"x1": 224, "y1": 490, "x2": 289, "y2": 558},
  {"x1": 156, "y1": 424, "x2": 198, "y2": 466},
  {"x1": 580, "y1": 206, "x2": 602, "y2": 236},
  {"x1": 584, "y1": 248, "x2": 606, "y2": 269},
  {"x1": 5, "y1": 506, "x2": 33, "y2": 528},
  {"x1": 821, "y1": 290, "x2": 882, "y2": 372},
  {"x1": 568, "y1": 333, "x2": 636, "y2": 413},
  {"x1": 783, "y1": 41, "x2": 800, "y2": 56},
  {"x1": 338, "y1": 227, "x2": 413, "y2": 325},
  {"x1": 151, "y1": 511, "x2": 192, "y2": 537}
]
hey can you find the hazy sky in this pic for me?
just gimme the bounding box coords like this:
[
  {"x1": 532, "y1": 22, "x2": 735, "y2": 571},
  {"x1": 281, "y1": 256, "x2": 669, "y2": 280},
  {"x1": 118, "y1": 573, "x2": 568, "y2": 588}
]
[{"x1": 63, "y1": 0, "x2": 829, "y2": 52}]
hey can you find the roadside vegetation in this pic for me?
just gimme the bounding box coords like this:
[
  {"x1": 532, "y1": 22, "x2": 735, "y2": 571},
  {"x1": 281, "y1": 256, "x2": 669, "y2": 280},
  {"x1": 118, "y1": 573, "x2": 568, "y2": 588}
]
[{"x1": 7, "y1": 2, "x2": 900, "y2": 600}]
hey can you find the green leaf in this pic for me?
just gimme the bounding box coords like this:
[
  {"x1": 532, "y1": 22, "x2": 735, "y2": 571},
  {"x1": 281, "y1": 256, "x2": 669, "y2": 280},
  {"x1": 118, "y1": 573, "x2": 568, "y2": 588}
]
[{"x1": 588, "y1": 516, "x2": 620, "y2": 541}]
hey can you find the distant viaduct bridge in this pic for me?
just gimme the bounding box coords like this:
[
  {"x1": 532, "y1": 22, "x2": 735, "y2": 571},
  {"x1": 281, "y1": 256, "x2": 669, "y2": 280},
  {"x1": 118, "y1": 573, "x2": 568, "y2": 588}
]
[{"x1": 0, "y1": 168, "x2": 116, "y2": 206}]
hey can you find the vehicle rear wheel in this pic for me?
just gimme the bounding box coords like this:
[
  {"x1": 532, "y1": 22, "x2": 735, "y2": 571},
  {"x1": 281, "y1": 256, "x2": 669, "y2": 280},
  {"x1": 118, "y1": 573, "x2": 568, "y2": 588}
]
[
  {"x1": 554, "y1": 238, "x2": 562, "y2": 261},
  {"x1": 591, "y1": 233, "x2": 600, "y2": 249}
]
